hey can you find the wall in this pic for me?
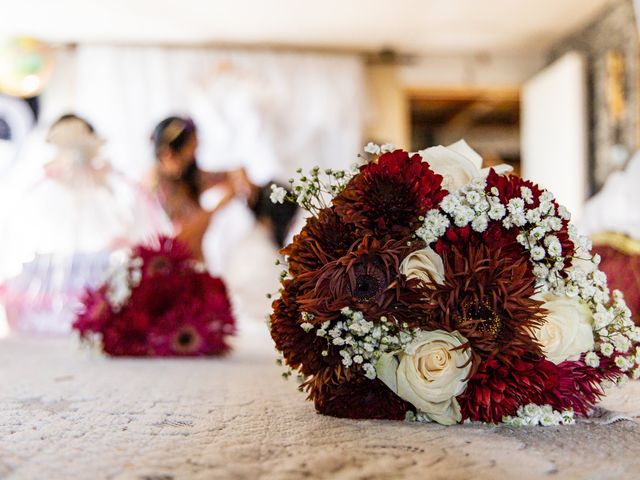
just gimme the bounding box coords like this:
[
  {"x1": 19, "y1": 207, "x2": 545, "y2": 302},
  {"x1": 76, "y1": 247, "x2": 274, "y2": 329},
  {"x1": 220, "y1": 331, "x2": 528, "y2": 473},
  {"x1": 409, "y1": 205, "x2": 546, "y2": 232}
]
[
  {"x1": 548, "y1": 0, "x2": 640, "y2": 193},
  {"x1": 364, "y1": 64, "x2": 411, "y2": 149},
  {"x1": 364, "y1": 53, "x2": 546, "y2": 150},
  {"x1": 522, "y1": 52, "x2": 588, "y2": 220}
]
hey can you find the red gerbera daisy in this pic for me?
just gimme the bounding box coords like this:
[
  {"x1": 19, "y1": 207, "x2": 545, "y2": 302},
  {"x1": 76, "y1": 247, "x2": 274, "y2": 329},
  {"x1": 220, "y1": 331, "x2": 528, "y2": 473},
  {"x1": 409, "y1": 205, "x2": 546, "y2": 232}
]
[
  {"x1": 73, "y1": 285, "x2": 111, "y2": 338},
  {"x1": 73, "y1": 237, "x2": 236, "y2": 357},
  {"x1": 133, "y1": 235, "x2": 194, "y2": 279},
  {"x1": 101, "y1": 309, "x2": 152, "y2": 356},
  {"x1": 147, "y1": 300, "x2": 234, "y2": 356}
]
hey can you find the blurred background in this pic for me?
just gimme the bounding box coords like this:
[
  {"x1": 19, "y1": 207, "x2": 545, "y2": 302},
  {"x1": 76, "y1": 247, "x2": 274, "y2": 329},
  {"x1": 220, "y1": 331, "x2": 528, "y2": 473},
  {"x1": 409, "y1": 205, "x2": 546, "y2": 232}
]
[{"x1": 2, "y1": 0, "x2": 640, "y2": 337}]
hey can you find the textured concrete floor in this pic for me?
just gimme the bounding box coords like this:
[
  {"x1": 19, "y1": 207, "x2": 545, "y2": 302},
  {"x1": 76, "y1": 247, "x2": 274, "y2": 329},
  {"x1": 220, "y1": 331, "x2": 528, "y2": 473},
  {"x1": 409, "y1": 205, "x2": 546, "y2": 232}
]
[{"x1": 2, "y1": 324, "x2": 639, "y2": 480}]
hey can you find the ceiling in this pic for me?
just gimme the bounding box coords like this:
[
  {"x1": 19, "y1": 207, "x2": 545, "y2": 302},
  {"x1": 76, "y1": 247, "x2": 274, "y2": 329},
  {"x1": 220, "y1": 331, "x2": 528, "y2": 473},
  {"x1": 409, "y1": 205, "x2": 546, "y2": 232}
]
[{"x1": 3, "y1": 0, "x2": 615, "y2": 54}]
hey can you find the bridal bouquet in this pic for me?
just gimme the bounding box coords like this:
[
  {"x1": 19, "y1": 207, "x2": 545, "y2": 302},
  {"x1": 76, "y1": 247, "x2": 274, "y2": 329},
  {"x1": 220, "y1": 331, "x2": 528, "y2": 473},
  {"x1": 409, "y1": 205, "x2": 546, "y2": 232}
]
[
  {"x1": 269, "y1": 141, "x2": 640, "y2": 426},
  {"x1": 73, "y1": 236, "x2": 235, "y2": 356}
]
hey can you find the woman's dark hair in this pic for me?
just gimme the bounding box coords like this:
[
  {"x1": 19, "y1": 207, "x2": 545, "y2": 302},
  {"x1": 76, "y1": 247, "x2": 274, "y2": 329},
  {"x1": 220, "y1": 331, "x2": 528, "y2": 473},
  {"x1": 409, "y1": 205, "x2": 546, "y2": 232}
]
[
  {"x1": 52, "y1": 113, "x2": 95, "y2": 133},
  {"x1": 250, "y1": 183, "x2": 298, "y2": 248},
  {"x1": 151, "y1": 116, "x2": 200, "y2": 201},
  {"x1": 151, "y1": 116, "x2": 196, "y2": 158}
]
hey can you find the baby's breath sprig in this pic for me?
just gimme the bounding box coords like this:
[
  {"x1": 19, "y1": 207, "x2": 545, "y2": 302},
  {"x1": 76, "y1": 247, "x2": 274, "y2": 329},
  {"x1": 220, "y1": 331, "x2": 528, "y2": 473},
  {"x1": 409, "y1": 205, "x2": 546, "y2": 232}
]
[
  {"x1": 301, "y1": 307, "x2": 417, "y2": 380},
  {"x1": 502, "y1": 404, "x2": 575, "y2": 427},
  {"x1": 270, "y1": 165, "x2": 356, "y2": 216}
]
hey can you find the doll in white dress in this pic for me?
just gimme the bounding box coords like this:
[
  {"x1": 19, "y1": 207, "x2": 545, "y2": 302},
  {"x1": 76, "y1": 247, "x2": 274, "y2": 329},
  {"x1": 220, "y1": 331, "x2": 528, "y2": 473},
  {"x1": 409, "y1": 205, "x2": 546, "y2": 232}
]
[{"x1": 0, "y1": 114, "x2": 171, "y2": 334}]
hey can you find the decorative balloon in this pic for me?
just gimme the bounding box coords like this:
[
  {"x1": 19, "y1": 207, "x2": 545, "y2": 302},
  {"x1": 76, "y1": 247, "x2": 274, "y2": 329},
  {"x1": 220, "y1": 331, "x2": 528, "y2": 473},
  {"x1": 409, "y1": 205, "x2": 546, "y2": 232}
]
[{"x1": 0, "y1": 37, "x2": 55, "y2": 98}]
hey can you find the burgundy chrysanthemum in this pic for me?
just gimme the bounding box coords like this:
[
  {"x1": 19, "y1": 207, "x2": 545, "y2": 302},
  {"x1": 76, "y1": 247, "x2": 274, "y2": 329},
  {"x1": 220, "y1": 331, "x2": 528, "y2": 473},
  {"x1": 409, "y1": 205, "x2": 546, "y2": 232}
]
[
  {"x1": 333, "y1": 150, "x2": 446, "y2": 239},
  {"x1": 294, "y1": 236, "x2": 428, "y2": 325},
  {"x1": 422, "y1": 242, "x2": 544, "y2": 361},
  {"x1": 308, "y1": 372, "x2": 410, "y2": 420},
  {"x1": 459, "y1": 354, "x2": 620, "y2": 423},
  {"x1": 282, "y1": 208, "x2": 358, "y2": 277},
  {"x1": 270, "y1": 278, "x2": 341, "y2": 376}
]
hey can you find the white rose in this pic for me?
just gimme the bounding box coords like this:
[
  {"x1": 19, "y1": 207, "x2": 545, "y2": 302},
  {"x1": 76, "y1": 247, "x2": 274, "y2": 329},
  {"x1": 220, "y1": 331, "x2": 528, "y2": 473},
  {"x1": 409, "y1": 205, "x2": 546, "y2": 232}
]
[
  {"x1": 376, "y1": 329, "x2": 472, "y2": 425},
  {"x1": 531, "y1": 292, "x2": 595, "y2": 364},
  {"x1": 418, "y1": 140, "x2": 512, "y2": 191},
  {"x1": 400, "y1": 247, "x2": 445, "y2": 286}
]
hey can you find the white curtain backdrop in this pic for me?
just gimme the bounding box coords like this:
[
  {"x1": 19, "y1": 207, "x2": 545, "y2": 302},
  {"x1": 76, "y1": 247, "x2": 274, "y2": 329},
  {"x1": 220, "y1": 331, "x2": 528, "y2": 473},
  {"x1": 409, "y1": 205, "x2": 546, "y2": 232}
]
[{"x1": 70, "y1": 46, "x2": 366, "y2": 184}]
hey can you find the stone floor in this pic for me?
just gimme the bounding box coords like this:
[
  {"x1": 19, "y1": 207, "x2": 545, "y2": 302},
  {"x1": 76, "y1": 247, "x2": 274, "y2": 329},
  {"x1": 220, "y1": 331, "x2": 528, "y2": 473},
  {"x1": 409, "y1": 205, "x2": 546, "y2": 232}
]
[{"x1": 2, "y1": 323, "x2": 640, "y2": 480}]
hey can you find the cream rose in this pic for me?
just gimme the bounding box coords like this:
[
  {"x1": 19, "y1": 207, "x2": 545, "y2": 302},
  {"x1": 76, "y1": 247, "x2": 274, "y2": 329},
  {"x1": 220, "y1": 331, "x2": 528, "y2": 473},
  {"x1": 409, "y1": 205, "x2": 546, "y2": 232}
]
[
  {"x1": 418, "y1": 140, "x2": 512, "y2": 191},
  {"x1": 531, "y1": 292, "x2": 595, "y2": 364},
  {"x1": 400, "y1": 247, "x2": 445, "y2": 285},
  {"x1": 376, "y1": 329, "x2": 472, "y2": 425}
]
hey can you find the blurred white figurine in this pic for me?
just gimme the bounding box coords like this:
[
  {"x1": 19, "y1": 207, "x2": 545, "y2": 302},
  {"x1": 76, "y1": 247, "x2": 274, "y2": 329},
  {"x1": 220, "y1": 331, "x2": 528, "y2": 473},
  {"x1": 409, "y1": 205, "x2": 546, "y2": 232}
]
[
  {"x1": 580, "y1": 151, "x2": 640, "y2": 324},
  {"x1": 0, "y1": 114, "x2": 171, "y2": 334},
  {"x1": 580, "y1": 151, "x2": 640, "y2": 240}
]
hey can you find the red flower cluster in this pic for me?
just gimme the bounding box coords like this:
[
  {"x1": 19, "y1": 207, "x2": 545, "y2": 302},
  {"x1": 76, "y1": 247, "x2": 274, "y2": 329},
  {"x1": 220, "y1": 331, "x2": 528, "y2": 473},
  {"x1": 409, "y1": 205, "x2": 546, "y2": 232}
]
[
  {"x1": 458, "y1": 354, "x2": 618, "y2": 422},
  {"x1": 74, "y1": 237, "x2": 235, "y2": 356},
  {"x1": 273, "y1": 151, "x2": 442, "y2": 414},
  {"x1": 271, "y1": 147, "x2": 631, "y2": 425}
]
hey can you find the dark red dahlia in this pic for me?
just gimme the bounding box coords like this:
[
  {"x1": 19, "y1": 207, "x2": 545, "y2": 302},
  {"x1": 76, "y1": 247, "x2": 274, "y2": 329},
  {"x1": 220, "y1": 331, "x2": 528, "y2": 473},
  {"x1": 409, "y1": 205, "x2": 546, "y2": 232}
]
[
  {"x1": 434, "y1": 223, "x2": 524, "y2": 268},
  {"x1": 333, "y1": 150, "x2": 446, "y2": 239},
  {"x1": 485, "y1": 168, "x2": 545, "y2": 206}
]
